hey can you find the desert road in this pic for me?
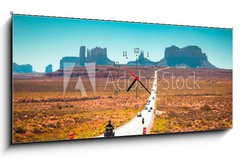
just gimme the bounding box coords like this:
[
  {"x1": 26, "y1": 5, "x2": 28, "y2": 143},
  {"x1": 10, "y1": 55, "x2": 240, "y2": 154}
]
[{"x1": 98, "y1": 67, "x2": 169, "y2": 137}]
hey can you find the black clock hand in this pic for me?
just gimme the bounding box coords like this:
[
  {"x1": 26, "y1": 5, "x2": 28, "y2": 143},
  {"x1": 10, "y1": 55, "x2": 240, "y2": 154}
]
[
  {"x1": 127, "y1": 79, "x2": 137, "y2": 92},
  {"x1": 138, "y1": 80, "x2": 151, "y2": 94}
]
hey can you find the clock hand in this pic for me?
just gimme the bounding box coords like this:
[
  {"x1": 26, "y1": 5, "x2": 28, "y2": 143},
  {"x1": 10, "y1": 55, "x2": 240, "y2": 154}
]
[
  {"x1": 127, "y1": 79, "x2": 137, "y2": 92},
  {"x1": 138, "y1": 80, "x2": 151, "y2": 94},
  {"x1": 125, "y1": 67, "x2": 138, "y2": 81},
  {"x1": 125, "y1": 67, "x2": 151, "y2": 94}
]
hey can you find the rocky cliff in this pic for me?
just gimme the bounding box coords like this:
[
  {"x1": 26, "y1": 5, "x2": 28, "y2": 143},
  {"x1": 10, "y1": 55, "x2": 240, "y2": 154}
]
[
  {"x1": 127, "y1": 45, "x2": 216, "y2": 68},
  {"x1": 59, "y1": 45, "x2": 216, "y2": 70},
  {"x1": 45, "y1": 64, "x2": 53, "y2": 73},
  {"x1": 13, "y1": 63, "x2": 33, "y2": 73},
  {"x1": 127, "y1": 52, "x2": 156, "y2": 66},
  {"x1": 60, "y1": 46, "x2": 114, "y2": 70},
  {"x1": 157, "y1": 45, "x2": 216, "y2": 68},
  {"x1": 60, "y1": 57, "x2": 80, "y2": 70},
  {"x1": 86, "y1": 47, "x2": 114, "y2": 65}
]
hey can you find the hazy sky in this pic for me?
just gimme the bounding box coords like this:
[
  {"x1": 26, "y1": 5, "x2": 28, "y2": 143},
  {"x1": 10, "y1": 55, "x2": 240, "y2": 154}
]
[{"x1": 13, "y1": 14, "x2": 232, "y2": 72}]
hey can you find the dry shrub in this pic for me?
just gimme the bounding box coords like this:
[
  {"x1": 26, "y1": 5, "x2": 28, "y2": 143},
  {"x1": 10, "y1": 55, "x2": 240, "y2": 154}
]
[
  {"x1": 200, "y1": 104, "x2": 211, "y2": 111},
  {"x1": 15, "y1": 127, "x2": 26, "y2": 134}
]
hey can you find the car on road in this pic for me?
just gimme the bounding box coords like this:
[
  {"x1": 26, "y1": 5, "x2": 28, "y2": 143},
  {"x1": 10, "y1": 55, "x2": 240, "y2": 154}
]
[
  {"x1": 137, "y1": 112, "x2": 142, "y2": 117},
  {"x1": 147, "y1": 100, "x2": 150, "y2": 105}
]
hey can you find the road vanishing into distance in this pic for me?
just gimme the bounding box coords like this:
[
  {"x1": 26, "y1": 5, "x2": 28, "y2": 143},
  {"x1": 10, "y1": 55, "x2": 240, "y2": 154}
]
[{"x1": 98, "y1": 67, "x2": 169, "y2": 138}]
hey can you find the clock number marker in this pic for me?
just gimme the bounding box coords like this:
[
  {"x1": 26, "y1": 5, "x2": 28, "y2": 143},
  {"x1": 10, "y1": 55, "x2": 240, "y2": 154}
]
[{"x1": 134, "y1": 48, "x2": 139, "y2": 54}]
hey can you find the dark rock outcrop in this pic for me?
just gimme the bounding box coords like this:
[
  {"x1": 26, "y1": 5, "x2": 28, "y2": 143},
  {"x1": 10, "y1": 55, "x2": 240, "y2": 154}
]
[
  {"x1": 13, "y1": 63, "x2": 33, "y2": 73},
  {"x1": 158, "y1": 45, "x2": 216, "y2": 68},
  {"x1": 45, "y1": 64, "x2": 53, "y2": 73},
  {"x1": 86, "y1": 47, "x2": 114, "y2": 65},
  {"x1": 59, "y1": 45, "x2": 216, "y2": 70},
  {"x1": 60, "y1": 46, "x2": 114, "y2": 70},
  {"x1": 60, "y1": 57, "x2": 80, "y2": 70},
  {"x1": 127, "y1": 51, "x2": 156, "y2": 66},
  {"x1": 79, "y1": 46, "x2": 86, "y2": 66},
  {"x1": 127, "y1": 45, "x2": 216, "y2": 68}
]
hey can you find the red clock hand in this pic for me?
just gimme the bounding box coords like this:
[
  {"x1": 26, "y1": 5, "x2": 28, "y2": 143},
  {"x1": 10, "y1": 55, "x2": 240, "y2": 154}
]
[{"x1": 125, "y1": 67, "x2": 138, "y2": 81}]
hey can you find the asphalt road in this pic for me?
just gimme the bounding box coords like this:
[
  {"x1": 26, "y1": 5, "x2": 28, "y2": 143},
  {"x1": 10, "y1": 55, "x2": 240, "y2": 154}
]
[{"x1": 99, "y1": 67, "x2": 169, "y2": 137}]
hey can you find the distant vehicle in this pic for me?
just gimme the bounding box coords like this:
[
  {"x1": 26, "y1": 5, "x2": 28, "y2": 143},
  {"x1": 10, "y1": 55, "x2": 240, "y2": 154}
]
[
  {"x1": 137, "y1": 112, "x2": 142, "y2": 117},
  {"x1": 147, "y1": 100, "x2": 150, "y2": 105}
]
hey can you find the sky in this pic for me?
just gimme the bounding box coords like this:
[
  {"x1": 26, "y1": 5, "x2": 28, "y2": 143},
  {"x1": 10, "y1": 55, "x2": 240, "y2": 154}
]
[{"x1": 13, "y1": 14, "x2": 232, "y2": 72}]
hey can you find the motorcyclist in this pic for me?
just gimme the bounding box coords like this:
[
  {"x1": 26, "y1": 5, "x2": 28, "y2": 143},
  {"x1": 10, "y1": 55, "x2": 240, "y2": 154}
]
[{"x1": 105, "y1": 120, "x2": 114, "y2": 137}]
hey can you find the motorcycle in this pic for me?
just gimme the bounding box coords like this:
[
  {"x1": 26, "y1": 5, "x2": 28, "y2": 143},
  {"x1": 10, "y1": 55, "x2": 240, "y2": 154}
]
[{"x1": 104, "y1": 127, "x2": 115, "y2": 137}]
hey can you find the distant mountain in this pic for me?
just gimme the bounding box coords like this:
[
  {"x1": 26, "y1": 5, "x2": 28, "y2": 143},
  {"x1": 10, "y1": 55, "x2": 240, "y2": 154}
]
[
  {"x1": 86, "y1": 47, "x2": 114, "y2": 65},
  {"x1": 13, "y1": 63, "x2": 33, "y2": 73},
  {"x1": 127, "y1": 52, "x2": 156, "y2": 66},
  {"x1": 127, "y1": 45, "x2": 216, "y2": 68},
  {"x1": 60, "y1": 57, "x2": 80, "y2": 70},
  {"x1": 60, "y1": 46, "x2": 114, "y2": 70},
  {"x1": 159, "y1": 45, "x2": 216, "y2": 68},
  {"x1": 58, "y1": 45, "x2": 216, "y2": 71},
  {"x1": 45, "y1": 64, "x2": 53, "y2": 73},
  {"x1": 46, "y1": 45, "x2": 218, "y2": 77}
]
